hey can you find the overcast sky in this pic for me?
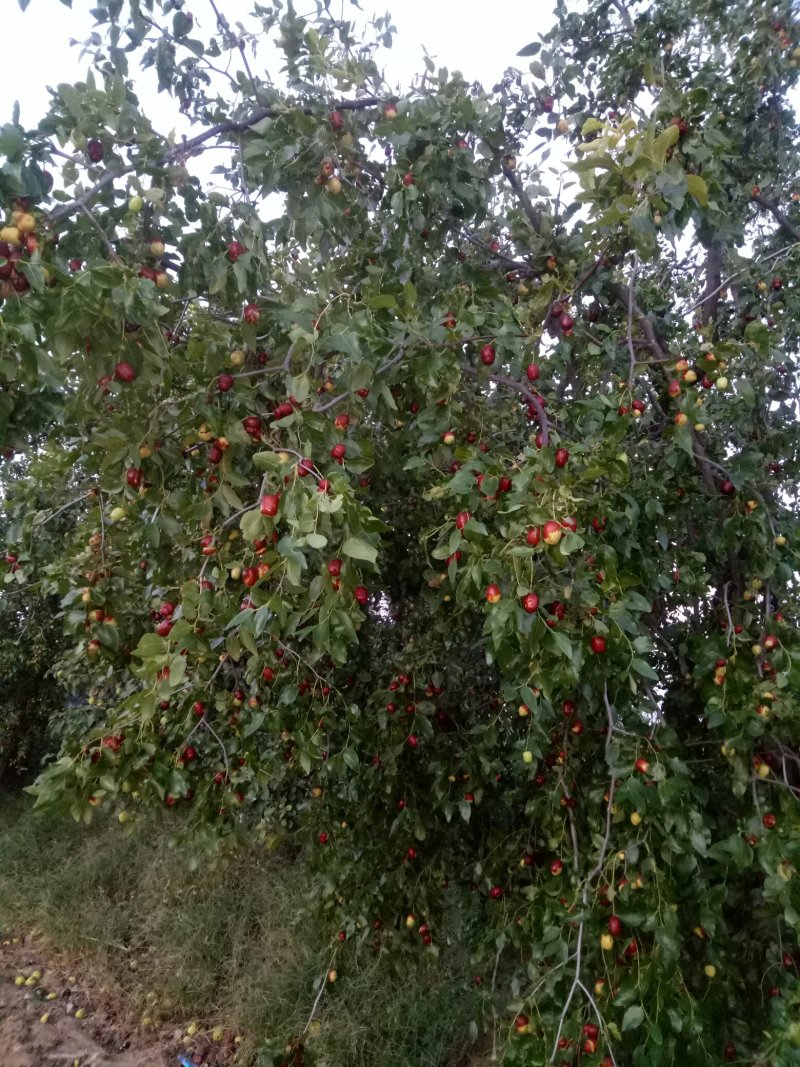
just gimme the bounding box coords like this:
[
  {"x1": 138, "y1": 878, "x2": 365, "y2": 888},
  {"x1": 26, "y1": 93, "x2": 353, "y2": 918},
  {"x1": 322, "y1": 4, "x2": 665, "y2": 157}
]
[{"x1": 6, "y1": 1, "x2": 546, "y2": 129}]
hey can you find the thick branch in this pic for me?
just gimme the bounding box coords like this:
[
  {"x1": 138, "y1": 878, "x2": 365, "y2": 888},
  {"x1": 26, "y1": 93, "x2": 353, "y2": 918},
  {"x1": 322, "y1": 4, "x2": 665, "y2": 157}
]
[
  {"x1": 699, "y1": 241, "x2": 723, "y2": 333},
  {"x1": 501, "y1": 164, "x2": 542, "y2": 234},
  {"x1": 611, "y1": 0, "x2": 635, "y2": 32}
]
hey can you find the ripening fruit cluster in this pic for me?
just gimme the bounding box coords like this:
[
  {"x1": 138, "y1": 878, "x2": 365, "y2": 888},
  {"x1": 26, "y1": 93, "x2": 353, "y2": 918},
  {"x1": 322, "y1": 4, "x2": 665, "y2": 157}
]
[{"x1": 0, "y1": 197, "x2": 44, "y2": 300}]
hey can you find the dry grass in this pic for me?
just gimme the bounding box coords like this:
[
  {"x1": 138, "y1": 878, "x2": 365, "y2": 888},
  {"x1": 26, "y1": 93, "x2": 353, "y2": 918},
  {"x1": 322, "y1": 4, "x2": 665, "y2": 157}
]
[{"x1": 0, "y1": 795, "x2": 482, "y2": 1066}]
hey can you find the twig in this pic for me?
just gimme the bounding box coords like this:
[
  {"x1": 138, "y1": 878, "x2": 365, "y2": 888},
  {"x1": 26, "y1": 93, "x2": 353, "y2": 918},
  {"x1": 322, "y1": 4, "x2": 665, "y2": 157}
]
[
  {"x1": 550, "y1": 921, "x2": 584, "y2": 1060},
  {"x1": 312, "y1": 346, "x2": 406, "y2": 412},
  {"x1": 302, "y1": 951, "x2": 339, "y2": 1035},
  {"x1": 83, "y1": 934, "x2": 130, "y2": 953},
  {"x1": 459, "y1": 227, "x2": 534, "y2": 273},
  {"x1": 722, "y1": 581, "x2": 735, "y2": 647},
  {"x1": 50, "y1": 171, "x2": 121, "y2": 224},
  {"x1": 573, "y1": 250, "x2": 607, "y2": 295},
  {"x1": 609, "y1": 283, "x2": 669, "y2": 363},
  {"x1": 203, "y1": 717, "x2": 230, "y2": 781},
  {"x1": 31, "y1": 491, "x2": 93, "y2": 527}
]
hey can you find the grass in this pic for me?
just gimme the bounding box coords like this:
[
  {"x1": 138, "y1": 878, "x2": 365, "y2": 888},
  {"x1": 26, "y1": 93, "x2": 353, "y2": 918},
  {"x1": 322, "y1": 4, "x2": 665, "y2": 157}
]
[{"x1": 0, "y1": 794, "x2": 482, "y2": 1066}]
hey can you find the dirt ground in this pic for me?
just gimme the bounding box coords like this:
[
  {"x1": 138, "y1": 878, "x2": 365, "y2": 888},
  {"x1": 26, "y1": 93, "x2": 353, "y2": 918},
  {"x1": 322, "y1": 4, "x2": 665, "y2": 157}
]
[{"x1": 0, "y1": 935, "x2": 238, "y2": 1067}]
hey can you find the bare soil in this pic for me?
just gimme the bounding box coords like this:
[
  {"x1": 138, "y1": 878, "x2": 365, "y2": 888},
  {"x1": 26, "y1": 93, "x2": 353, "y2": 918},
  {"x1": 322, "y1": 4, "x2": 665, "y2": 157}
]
[{"x1": 0, "y1": 935, "x2": 237, "y2": 1067}]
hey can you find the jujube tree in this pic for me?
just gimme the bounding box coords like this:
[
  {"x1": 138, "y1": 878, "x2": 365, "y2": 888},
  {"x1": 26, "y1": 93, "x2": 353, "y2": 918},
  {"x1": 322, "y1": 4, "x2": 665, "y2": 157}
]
[{"x1": 3, "y1": 0, "x2": 800, "y2": 1062}]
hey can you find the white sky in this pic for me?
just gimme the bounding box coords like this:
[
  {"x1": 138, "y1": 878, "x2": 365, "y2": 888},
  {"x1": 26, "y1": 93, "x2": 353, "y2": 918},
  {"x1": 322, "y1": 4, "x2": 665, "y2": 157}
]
[{"x1": 6, "y1": 1, "x2": 548, "y2": 129}]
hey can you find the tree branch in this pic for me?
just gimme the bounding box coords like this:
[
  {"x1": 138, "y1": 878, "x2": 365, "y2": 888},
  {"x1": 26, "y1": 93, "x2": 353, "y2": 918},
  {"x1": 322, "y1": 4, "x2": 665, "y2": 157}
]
[
  {"x1": 461, "y1": 366, "x2": 549, "y2": 444},
  {"x1": 611, "y1": 0, "x2": 635, "y2": 32},
  {"x1": 698, "y1": 240, "x2": 723, "y2": 335},
  {"x1": 501, "y1": 164, "x2": 542, "y2": 234},
  {"x1": 49, "y1": 96, "x2": 381, "y2": 226},
  {"x1": 626, "y1": 253, "x2": 639, "y2": 387},
  {"x1": 50, "y1": 171, "x2": 123, "y2": 225},
  {"x1": 754, "y1": 193, "x2": 800, "y2": 241},
  {"x1": 609, "y1": 282, "x2": 669, "y2": 363}
]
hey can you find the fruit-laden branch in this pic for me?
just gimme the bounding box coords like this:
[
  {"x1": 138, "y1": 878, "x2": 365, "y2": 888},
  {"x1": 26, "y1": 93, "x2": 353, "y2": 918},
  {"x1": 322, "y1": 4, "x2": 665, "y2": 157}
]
[
  {"x1": 753, "y1": 193, "x2": 800, "y2": 242},
  {"x1": 461, "y1": 365, "x2": 549, "y2": 444},
  {"x1": 501, "y1": 163, "x2": 542, "y2": 234},
  {"x1": 49, "y1": 96, "x2": 381, "y2": 226}
]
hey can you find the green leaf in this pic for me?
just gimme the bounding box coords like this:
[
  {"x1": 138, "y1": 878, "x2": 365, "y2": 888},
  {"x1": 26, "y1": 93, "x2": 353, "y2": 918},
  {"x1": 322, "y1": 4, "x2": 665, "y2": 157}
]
[
  {"x1": 686, "y1": 173, "x2": 708, "y2": 207},
  {"x1": 581, "y1": 117, "x2": 605, "y2": 136},
  {"x1": 341, "y1": 537, "x2": 378, "y2": 564},
  {"x1": 622, "y1": 1005, "x2": 644, "y2": 1031},
  {"x1": 252, "y1": 451, "x2": 285, "y2": 470},
  {"x1": 653, "y1": 123, "x2": 681, "y2": 166},
  {"x1": 243, "y1": 712, "x2": 266, "y2": 737},
  {"x1": 632, "y1": 658, "x2": 659, "y2": 681},
  {"x1": 134, "y1": 634, "x2": 167, "y2": 660},
  {"x1": 551, "y1": 630, "x2": 573, "y2": 658},
  {"x1": 367, "y1": 294, "x2": 397, "y2": 309}
]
